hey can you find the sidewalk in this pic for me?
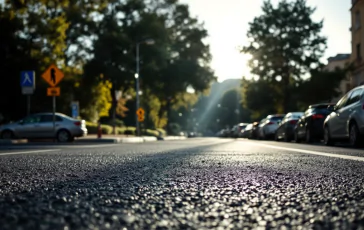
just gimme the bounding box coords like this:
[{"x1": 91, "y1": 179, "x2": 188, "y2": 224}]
[
  {"x1": 0, "y1": 135, "x2": 187, "y2": 145},
  {"x1": 75, "y1": 135, "x2": 187, "y2": 143},
  {"x1": 76, "y1": 134, "x2": 157, "y2": 143}
]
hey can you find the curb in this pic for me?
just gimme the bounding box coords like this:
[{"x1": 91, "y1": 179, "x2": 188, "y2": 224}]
[
  {"x1": 76, "y1": 136, "x2": 157, "y2": 143},
  {"x1": 159, "y1": 136, "x2": 187, "y2": 141},
  {"x1": 0, "y1": 136, "x2": 185, "y2": 145},
  {"x1": 0, "y1": 139, "x2": 28, "y2": 145}
]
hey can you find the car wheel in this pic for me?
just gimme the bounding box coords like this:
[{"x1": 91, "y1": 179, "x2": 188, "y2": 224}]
[
  {"x1": 1, "y1": 130, "x2": 14, "y2": 139},
  {"x1": 274, "y1": 132, "x2": 279, "y2": 141},
  {"x1": 262, "y1": 132, "x2": 267, "y2": 140},
  {"x1": 284, "y1": 133, "x2": 291, "y2": 142},
  {"x1": 57, "y1": 129, "x2": 71, "y2": 142},
  {"x1": 294, "y1": 131, "x2": 301, "y2": 143},
  {"x1": 324, "y1": 126, "x2": 334, "y2": 146},
  {"x1": 305, "y1": 129, "x2": 312, "y2": 143},
  {"x1": 349, "y1": 122, "x2": 362, "y2": 148}
]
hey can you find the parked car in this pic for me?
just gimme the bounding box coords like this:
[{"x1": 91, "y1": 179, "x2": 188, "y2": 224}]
[
  {"x1": 258, "y1": 114, "x2": 285, "y2": 140},
  {"x1": 249, "y1": 122, "x2": 260, "y2": 139},
  {"x1": 230, "y1": 125, "x2": 239, "y2": 137},
  {"x1": 235, "y1": 123, "x2": 249, "y2": 137},
  {"x1": 217, "y1": 129, "x2": 230, "y2": 138},
  {"x1": 241, "y1": 123, "x2": 253, "y2": 138},
  {"x1": 256, "y1": 118, "x2": 267, "y2": 139},
  {"x1": 275, "y1": 112, "x2": 304, "y2": 142},
  {"x1": 324, "y1": 85, "x2": 364, "y2": 147},
  {"x1": 294, "y1": 103, "x2": 335, "y2": 143},
  {"x1": 0, "y1": 113, "x2": 87, "y2": 142}
]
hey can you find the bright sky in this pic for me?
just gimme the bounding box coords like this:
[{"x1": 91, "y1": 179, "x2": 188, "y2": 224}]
[{"x1": 180, "y1": 0, "x2": 352, "y2": 82}]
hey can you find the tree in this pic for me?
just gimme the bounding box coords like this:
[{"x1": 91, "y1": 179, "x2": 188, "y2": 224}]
[
  {"x1": 151, "y1": 3, "x2": 216, "y2": 133},
  {"x1": 76, "y1": 78, "x2": 113, "y2": 122},
  {"x1": 0, "y1": 0, "x2": 71, "y2": 120},
  {"x1": 0, "y1": 6, "x2": 37, "y2": 121},
  {"x1": 241, "y1": 78, "x2": 278, "y2": 120},
  {"x1": 1, "y1": 0, "x2": 215, "y2": 129},
  {"x1": 241, "y1": 0, "x2": 327, "y2": 113},
  {"x1": 296, "y1": 67, "x2": 348, "y2": 109}
]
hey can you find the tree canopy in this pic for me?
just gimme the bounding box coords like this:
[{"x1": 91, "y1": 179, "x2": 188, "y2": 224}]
[
  {"x1": 241, "y1": 0, "x2": 327, "y2": 114},
  {"x1": 0, "y1": 0, "x2": 216, "y2": 132}
]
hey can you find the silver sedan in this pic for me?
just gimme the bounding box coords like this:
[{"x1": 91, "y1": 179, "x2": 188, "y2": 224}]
[{"x1": 0, "y1": 113, "x2": 87, "y2": 142}]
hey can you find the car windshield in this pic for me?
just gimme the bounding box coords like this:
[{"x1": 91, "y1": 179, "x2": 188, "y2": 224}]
[
  {"x1": 292, "y1": 113, "x2": 303, "y2": 119},
  {"x1": 308, "y1": 106, "x2": 332, "y2": 115},
  {"x1": 270, "y1": 116, "x2": 284, "y2": 121}
]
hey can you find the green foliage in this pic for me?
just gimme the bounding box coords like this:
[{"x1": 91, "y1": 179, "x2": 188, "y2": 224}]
[
  {"x1": 78, "y1": 80, "x2": 113, "y2": 122},
  {"x1": 99, "y1": 117, "x2": 125, "y2": 127},
  {"x1": 156, "y1": 128, "x2": 167, "y2": 137},
  {"x1": 1, "y1": 0, "x2": 215, "y2": 130},
  {"x1": 241, "y1": 0, "x2": 327, "y2": 113},
  {"x1": 85, "y1": 121, "x2": 113, "y2": 134},
  {"x1": 85, "y1": 121, "x2": 163, "y2": 137},
  {"x1": 168, "y1": 123, "x2": 182, "y2": 136},
  {"x1": 242, "y1": 79, "x2": 278, "y2": 120},
  {"x1": 297, "y1": 68, "x2": 348, "y2": 108}
]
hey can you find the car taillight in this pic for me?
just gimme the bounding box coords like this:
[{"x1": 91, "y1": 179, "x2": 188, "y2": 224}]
[
  {"x1": 267, "y1": 121, "x2": 274, "y2": 125},
  {"x1": 312, "y1": 114, "x2": 324, "y2": 119},
  {"x1": 290, "y1": 120, "x2": 297, "y2": 125},
  {"x1": 74, "y1": 121, "x2": 81, "y2": 126}
]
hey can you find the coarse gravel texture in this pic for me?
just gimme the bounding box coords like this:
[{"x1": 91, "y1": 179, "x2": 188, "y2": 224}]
[{"x1": 0, "y1": 139, "x2": 363, "y2": 230}]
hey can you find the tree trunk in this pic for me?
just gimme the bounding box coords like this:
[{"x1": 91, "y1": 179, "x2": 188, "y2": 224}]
[
  {"x1": 157, "y1": 104, "x2": 166, "y2": 128},
  {"x1": 166, "y1": 98, "x2": 172, "y2": 135},
  {"x1": 282, "y1": 71, "x2": 290, "y2": 114}
]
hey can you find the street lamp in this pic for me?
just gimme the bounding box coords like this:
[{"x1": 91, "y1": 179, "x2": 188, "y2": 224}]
[{"x1": 135, "y1": 38, "x2": 155, "y2": 136}]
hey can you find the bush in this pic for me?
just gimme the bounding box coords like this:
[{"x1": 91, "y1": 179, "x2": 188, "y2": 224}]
[
  {"x1": 99, "y1": 117, "x2": 125, "y2": 127},
  {"x1": 156, "y1": 128, "x2": 167, "y2": 137},
  {"x1": 85, "y1": 122, "x2": 165, "y2": 136},
  {"x1": 143, "y1": 129, "x2": 159, "y2": 137},
  {"x1": 118, "y1": 127, "x2": 136, "y2": 135},
  {"x1": 85, "y1": 121, "x2": 113, "y2": 134},
  {"x1": 169, "y1": 123, "x2": 181, "y2": 136}
]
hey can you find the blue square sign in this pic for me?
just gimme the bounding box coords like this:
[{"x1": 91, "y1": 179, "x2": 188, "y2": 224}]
[
  {"x1": 20, "y1": 71, "x2": 35, "y2": 88},
  {"x1": 71, "y1": 102, "x2": 79, "y2": 118}
]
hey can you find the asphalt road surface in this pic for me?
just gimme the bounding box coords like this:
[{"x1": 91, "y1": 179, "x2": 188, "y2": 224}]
[{"x1": 0, "y1": 138, "x2": 364, "y2": 230}]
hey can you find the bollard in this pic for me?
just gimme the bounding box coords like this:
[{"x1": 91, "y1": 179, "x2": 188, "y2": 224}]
[{"x1": 97, "y1": 121, "x2": 102, "y2": 139}]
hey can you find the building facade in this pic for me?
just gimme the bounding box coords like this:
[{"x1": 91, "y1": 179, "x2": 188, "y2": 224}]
[
  {"x1": 325, "y1": 54, "x2": 351, "y2": 102},
  {"x1": 351, "y1": 0, "x2": 364, "y2": 87}
]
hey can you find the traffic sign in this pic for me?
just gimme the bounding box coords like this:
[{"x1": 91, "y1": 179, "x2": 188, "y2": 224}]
[
  {"x1": 138, "y1": 115, "x2": 144, "y2": 122},
  {"x1": 47, "y1": 87, "x2": 60, "y2": 96},
  {"x1": 20, "y1": 71, "x2": 35, "y2": 88},
  {"x1": 22, "y1": 87, "x2": 34, "y2": 95},
  {"x1": 71, "y1": 101, "x2": 79, "y2": 118},
  {"x1": 42, "y1": 64, "x2": 64, "y2": 87},
  {"x1": 136, "y1": 108, "x2": 145, "y2": 116}
]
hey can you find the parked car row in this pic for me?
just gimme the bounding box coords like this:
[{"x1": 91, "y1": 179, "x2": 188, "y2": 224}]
[{"x1": 218, "y1": 85, "x2": 364, "y2": 148}]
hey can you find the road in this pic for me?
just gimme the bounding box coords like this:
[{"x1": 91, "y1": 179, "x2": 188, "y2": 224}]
[{"x1": 0, "y1": 138, "x2": 364, "y2": 229}]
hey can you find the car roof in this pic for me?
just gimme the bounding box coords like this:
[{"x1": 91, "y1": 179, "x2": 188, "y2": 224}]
[
  {"x1": 309, "y1": 103, "x2": 335, "y2": 109},
  {"x1": 31, "y1": 113, "x2": 72, "y2": 119},
  {"x1": 286, "y1": 112, "x2": 304, "y2": 115},
  {"x1": 267, "y1": 114, "x2": 285, "y2": 118},
  {"x1": 238, "y1": 123, "x2": 249, "y2": 126}
]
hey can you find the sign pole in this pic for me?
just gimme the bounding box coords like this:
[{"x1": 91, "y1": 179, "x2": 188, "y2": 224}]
[
  {"x1": 27, "y1": 95, "x2": 30, "y2": 115},
  {"x1": 53, "y1": 95, "x2": 56, "y2": 141}
]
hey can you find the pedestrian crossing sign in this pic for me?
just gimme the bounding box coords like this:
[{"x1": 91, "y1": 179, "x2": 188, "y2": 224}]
[{"x1": 42, "y1": 64, "x2": 64, "y2": 87}]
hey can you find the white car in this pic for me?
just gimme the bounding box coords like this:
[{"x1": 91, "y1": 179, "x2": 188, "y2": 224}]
[
  {"x1": 324, "y1": 85, "x2": 364, "y2": 147},
  {"x1": 258, "y1": 114, "x2": 285, "y2": 140},
  {"x1": 0, "y1": 113, "x2": 87, "y2": 142}
]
